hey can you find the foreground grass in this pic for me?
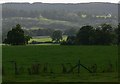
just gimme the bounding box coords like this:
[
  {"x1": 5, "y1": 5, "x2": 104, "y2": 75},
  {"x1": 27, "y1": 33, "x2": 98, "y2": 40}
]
[
  {"x1": 3, "y1": 73, "x2": 118, "y2": 82},
  {"x1": 2, "y1": 45, "x2": 118, "y2": 82}
]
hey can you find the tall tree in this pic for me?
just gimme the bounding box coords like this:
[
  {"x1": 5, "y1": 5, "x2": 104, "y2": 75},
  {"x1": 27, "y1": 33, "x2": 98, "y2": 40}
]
[
  {"x1": 94, "y1": 24, "x2": 114, "y2": 45},
  {"x1": 4, "y1": 24, "x2": 31, "y2": 45},
  {"x1": 76, "y1": 25, "x2": 94, "y2": 45},
  {"x1": 115, "y1": 23, "x2": 120, "y2": 44},
  {"x1": 118, "y1": 23, "x2": 120, "y2": 44}
]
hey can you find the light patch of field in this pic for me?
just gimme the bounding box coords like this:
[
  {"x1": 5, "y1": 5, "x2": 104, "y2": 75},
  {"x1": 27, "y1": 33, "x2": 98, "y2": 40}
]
[
  {"x1": 29, "y1": 36, "x2": 52, "y2": 42},
  {"x1": 29, "y1": 35, "x2": 67, "y2": 43}
]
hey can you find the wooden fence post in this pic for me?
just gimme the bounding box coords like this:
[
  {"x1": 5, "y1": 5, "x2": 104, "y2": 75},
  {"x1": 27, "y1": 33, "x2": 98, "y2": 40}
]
[
  {"x1": 9, "y1": 61, "x2": 19, "y2": 75},
  {"x1": 78, "y1": 60, "x2": 80, "y2": 74}
]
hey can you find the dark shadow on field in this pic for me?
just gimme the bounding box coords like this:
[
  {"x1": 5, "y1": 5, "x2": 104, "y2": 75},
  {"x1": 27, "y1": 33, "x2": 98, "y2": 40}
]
[{"x1": 1, "y1": 82, "x2": 119, "y2": 84}]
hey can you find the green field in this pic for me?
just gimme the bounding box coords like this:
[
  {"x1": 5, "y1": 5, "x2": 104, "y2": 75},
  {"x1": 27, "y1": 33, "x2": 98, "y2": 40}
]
[
  {"x1": 2, "y1": 45, "x2": 118, "y2": 82},
  {"x1": 29, "y1": 36, "x2": 67, "y2": 43}
]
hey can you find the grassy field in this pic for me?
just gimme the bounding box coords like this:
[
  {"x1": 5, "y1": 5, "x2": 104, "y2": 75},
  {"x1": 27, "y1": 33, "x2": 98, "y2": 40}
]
[{"x1": 2, "y1": 45, "x2": 118, "y2": 82}]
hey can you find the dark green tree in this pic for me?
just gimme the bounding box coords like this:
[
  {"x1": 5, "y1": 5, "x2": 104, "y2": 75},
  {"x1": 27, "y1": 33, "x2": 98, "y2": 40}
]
[
  {"x1": 4, "y1": 24, "x2": 31, "y2": 45},
  {"x1": 66, "y1": 36, "x2": 76, "y2": 45},
  {"x1": 62, "y1": 24, "x2": 116, "y2": 45},
  {"x1": 51, "y1": 30, "x2": 62, "y2": 43},
  {"x1": 76, "y1": 25, "x2": 94, "y2": 45},
  {"x1": 117, "y1": 23, "x2": 120, "y2": 44},
  {"x1": 94, "y1": 24, "x2": 114, "y2": 45},
  {"x1": 115, "y1": 23, "x2": 120, "y2": 44},
  {"x1": 118, "y1": 23, "x2": 120, "y2": 44}
]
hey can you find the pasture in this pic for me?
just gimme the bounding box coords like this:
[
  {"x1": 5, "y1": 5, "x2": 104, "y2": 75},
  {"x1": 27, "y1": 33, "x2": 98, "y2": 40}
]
[
  {"x1": 29, "y1": 35, "x2": 67, "y2": 43},
  {"x1": 2, "y1": 45, "x2": 118, "y2": 82}
]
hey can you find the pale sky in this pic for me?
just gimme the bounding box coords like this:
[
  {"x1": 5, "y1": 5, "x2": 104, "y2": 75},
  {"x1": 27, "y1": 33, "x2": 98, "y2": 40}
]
[{"x1": 0, "y1": 0, "x2": 119, "y2": 3}]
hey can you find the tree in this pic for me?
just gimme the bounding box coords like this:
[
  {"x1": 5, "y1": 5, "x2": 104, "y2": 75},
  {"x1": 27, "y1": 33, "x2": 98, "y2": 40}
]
[
  {"x1": 93, "y1": 24, "x2": 114, "y2": 45},
  {"x1": 115, "y1": 23, "x2": 120, "y2": 44},
  {"x1": 4, "y1": 24, "x2": 31, "y2": 45},
  {"x1": 66, "y1": 35, "x2": 76, "y2": 45},
  {"x1": 24, "y1": 35, "x2": 32, "y2": 44},
  {"x1": 100, "y1": 24, "x2": 113, "y2": 33},
  {"x1": 51, "y1": 30, "x2": 62, "y2": 43},
  {"x1": 61, "y1": 24, "x2": 116, "y2": 45},
  {"x1": 118, "y1": 23, "x2": 120, "y2": 44},
  {"x1": 76, "y1": 25, "x2": 94, "y2": 45}
]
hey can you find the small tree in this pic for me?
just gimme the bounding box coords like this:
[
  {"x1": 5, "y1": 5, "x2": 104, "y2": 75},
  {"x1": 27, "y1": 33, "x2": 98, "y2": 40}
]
[
  {"x1": 4, "y1": 24, "x2": 31, "y2": 45},
  {"x1": 24, "y1": 35, "x2": 32, "y2": 44},
  {"x1": 51, "y1": 30, "x2": 62, "y2": 43}
]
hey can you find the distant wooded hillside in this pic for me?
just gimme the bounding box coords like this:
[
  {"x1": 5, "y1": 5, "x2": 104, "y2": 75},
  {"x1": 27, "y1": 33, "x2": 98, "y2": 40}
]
[{"x1": 2, "y1": 2, "x2": 118, "y2": 40}]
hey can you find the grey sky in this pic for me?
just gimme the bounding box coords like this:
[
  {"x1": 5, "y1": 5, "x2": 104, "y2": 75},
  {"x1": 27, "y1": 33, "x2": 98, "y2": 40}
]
[{"x1": 0, "y1": 0, "x2": 119, "y2": 3}]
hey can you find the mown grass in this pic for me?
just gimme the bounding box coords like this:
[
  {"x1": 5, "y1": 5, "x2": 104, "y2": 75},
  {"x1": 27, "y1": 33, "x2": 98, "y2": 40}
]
[
  {"x1": 29, "y1": 36, "x2": 67, "y2": 43},
  {"x1": 2, "y1": 45, "x2": 118, "y2": 82},
  {"x1": 29, "y1": 36, "x2": 52, "y2": 42}
]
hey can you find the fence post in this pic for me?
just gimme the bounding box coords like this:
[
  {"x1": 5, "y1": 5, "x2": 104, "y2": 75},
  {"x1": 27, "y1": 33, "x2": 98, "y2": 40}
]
[
  {"x1": 9, "y1": 61, "x2": 19, "y2": 75},
  {"x1": 14, "y1": 62, "x2": 19, "y2": 75},
  {"x1": 78, "y1": 60, "x2": 80, "y2": 74}
]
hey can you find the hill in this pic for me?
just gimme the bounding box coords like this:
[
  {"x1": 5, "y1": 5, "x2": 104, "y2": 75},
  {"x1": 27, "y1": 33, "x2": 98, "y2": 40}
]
[{"x1": 2, "y1": 2, "x2": 118, "y2": 39}]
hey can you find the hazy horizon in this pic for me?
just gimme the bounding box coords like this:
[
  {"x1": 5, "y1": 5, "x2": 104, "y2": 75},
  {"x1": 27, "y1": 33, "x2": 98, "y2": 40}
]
[{"x1": 0, "y1": 0, "x2": 119, "y2": 3}]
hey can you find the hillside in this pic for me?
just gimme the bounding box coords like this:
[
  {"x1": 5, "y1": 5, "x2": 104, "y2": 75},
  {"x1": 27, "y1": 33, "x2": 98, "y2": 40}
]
[
  {"x1": 3, "y1": 2, "x2": 118, "y2": 15},
  {"x1": 2, "y1": 2, "x2": 118, "y2": 39}
]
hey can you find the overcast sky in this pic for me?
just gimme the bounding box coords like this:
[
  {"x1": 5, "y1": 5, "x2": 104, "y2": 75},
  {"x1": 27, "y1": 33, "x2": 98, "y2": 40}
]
[{"x1": 0, "y1": 0, "x2": 119, "y2": 3}]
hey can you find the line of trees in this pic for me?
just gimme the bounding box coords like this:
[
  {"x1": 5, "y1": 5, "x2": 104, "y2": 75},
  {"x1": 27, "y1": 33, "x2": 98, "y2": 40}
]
[
  {"x1": 61, "y1": 23, "x2": 119, "y2": 45},
  {"x1": 3, "y1": 23, "x2": 119, "y2": 45}
]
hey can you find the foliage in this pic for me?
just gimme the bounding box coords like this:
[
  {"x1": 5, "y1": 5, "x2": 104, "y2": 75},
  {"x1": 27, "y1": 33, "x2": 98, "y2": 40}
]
[
  {"x1": 93, "y1": 24, "x2": 115, "y2": 45},
  {"x1": 61, "y1": 36, "x2": 76, "y2": 45},
  {"x1": 51, "y1": 30, "x2": 63, "y2": 43},
  {"x1": 63, "y1": 24, "x2": 117, "y2": 45},
  {"x1": 4, "y1": 24, "x2": 31, "y2": 45},
  {"x1": 117, "y1": 23, "x2": 120, "y2": 44},
  {"x1": 24, "y1": 35, "x2": 32, "y2": 44},
  {"x1": 76, "y1": 25, "x2": 94, "y2": 45}
]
